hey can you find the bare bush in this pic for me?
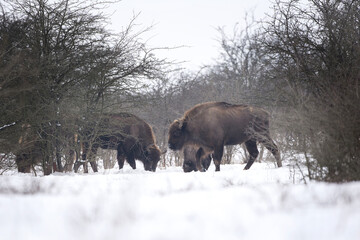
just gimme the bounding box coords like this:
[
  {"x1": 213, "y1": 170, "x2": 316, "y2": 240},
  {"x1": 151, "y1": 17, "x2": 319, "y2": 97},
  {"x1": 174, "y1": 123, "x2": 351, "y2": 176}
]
[
  {"x1": 262, "y1": 0, "x2": 360, "y2": 181},
  {"x1": 0, "y1": 0, "x2": 166, "y2": 174}
]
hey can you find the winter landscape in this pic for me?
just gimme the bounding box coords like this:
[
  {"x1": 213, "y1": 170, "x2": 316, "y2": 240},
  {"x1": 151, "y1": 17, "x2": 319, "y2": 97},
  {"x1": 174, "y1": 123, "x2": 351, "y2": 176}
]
[
  {"x1": 1, "y1": 160, "x2": 359, "y2": 240},
  {"x1": 1, "y1": 0, "x2": 360, "y2": 239}
]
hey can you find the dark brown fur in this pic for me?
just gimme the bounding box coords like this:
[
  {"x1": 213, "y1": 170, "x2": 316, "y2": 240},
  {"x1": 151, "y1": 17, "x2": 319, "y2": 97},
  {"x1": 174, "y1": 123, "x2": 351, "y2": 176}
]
[
  {"x1": 168, "y1": 102, "x2": 281, "y2": 171},
  {"x1": 183, "y1": 145, "x2": 212, "y2": 172},
  {"x1": 74, "y1": 113, "x2": 161, "y2": 172}
]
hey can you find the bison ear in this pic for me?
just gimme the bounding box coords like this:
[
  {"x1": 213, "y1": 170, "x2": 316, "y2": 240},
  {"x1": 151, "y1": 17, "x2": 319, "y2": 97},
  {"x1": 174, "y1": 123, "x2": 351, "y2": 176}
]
[{"x1": 178, "y1": 119, "x2": 187, "y2": 130}]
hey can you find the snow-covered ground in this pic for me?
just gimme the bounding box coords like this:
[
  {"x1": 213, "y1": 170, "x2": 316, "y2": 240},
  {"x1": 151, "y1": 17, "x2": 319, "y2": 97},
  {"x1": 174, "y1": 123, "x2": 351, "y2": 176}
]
[{"x1": 0, "y1": 161, "x2": 359, "y2": 240}]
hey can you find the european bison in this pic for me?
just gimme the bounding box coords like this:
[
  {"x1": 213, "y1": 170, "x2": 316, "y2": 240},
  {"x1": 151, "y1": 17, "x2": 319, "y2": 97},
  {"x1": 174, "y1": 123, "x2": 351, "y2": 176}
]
[
  {"x1": 183, "y1": 145, "x2": 212, "y2": 172},
  {"x1": 168, "y1": 102, "x2": 281, "y2": 171},
  {"x1": 74, "y1": 113, "x2": 161, "y2": 172}
]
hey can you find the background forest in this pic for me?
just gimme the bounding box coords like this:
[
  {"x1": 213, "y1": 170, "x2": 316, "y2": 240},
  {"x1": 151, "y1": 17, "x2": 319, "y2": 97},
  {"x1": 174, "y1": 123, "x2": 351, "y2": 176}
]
[{"x1": 0, "y1": 0, "x2": 359, "y2": 182}]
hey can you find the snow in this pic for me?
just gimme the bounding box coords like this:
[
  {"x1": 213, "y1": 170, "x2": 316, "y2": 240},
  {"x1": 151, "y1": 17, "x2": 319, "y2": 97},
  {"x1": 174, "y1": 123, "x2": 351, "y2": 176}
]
[
  {"x1": 0, "y1": 122, "x2": 16, "y2": 130},
  {"x1": 1, "y1": 162, "x2": 359, "y2": 240}
]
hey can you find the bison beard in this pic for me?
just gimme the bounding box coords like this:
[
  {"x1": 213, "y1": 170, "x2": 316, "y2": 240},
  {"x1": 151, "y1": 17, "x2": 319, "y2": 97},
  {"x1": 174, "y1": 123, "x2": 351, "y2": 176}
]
[
  {"x1": 74, "y1": 113, "x2": 161, "y2": 173},
  {"x1": 168, "y1": 102, "x2": 282, "y2": 171}
]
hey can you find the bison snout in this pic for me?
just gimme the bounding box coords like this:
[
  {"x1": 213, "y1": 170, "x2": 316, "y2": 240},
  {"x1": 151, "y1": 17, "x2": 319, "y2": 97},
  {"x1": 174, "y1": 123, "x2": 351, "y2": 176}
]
[{"x1": 183, "y1": 161, "x2": 197, "y2": 172}]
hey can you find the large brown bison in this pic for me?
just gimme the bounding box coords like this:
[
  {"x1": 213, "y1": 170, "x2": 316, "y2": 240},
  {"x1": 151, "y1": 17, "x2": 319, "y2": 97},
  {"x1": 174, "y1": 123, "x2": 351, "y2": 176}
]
[
  {"x1": 183, "y1": 145, "x2": 212, "y2": 172},
  {"x1": 168, "y1": 102, "x2": 281, "y2": 171},
  {"x1": 74, "y1": 113, "x2": 161, "y2": 172}
]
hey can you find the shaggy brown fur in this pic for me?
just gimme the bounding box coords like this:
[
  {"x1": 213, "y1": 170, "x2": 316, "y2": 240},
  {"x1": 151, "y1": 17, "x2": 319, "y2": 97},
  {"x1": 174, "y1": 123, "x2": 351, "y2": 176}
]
[
  {"x1": 168, "y1": 102, "x2": 281, "y2": 171},
  {"x1": 74, "y1": 113, "x2": 161, "y2": 172},
  {"x1": 183, "y1": 145, "x2": 212, "y2": 172}
]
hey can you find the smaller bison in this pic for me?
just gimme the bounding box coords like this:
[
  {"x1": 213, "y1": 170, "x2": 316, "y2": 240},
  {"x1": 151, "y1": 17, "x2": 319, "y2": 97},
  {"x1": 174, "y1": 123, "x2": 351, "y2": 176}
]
[
  {"x1": 183, "y1": 145, "x2": 212, "y2": 172},
  {"x1": 74, "y1": 113, "x2": 161, "y2": 172},
  {"x1": 168, "y1": 102, "x2": 281, "y2": 171}
]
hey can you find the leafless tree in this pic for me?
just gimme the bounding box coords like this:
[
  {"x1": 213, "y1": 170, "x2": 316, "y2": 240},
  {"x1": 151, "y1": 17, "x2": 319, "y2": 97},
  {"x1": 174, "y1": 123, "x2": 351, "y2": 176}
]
[
  {"x1": 261, "y1": 0, "x2": 360, "y2": 181},
  {"x1": 0, "y1": 0, "x2": 166, "y2": 174}
]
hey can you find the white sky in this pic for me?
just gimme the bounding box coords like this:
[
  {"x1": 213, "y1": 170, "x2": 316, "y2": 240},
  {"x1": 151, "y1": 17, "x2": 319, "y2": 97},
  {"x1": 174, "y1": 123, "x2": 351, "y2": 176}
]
[{"x1": 107, "y1": 0, "x2": 273, "y2": 70}]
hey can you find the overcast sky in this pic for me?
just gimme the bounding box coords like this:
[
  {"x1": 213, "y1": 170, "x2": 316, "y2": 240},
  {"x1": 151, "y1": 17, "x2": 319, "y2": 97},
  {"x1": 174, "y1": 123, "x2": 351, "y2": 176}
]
[{"x1": 107, "y1": 0, "x2": 273, "y2": 70}]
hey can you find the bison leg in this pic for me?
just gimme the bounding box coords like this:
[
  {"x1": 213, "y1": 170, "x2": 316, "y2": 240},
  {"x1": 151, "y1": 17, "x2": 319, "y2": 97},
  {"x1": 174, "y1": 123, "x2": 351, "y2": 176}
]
[
  {"x1": 244, "y1": 139, "x2": 259, "y2": 170},
  {"x1": 213, "y1": 146, "x2": 224, "y2": 172},
  {"x1": 195, "y1": 148, "x2": 206, "y2": 172},
  {"x1": 259, "y1": 137, "x2": 282, "y2": 167},
  {"x1": 126, "y1": 152, "x2": 136, "y2": 169},
  {"x1": 202, "y1": 154, "x2": 212, "y2": 170},
  {"x1": 117, "y1": 148, "x2": 126, "y2": 169},
  {"x1": 89, "y1": 161, "x2": 98, "y2": 172}
]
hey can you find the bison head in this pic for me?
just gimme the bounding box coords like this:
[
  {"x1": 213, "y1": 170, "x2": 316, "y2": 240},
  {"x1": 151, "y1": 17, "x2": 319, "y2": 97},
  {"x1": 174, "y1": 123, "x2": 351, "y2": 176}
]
[
  {"x1": 183, "y1": 160, "x2": 197, "y2": 172},
  {"x1": 183, "y1": 145, "x2": 212, "y2": 172},
  {"x1": 168, "y1": 119, "x2": 187, "y2": 151},
  {"x1": 143, "y1": 144, "x2": 161, "y2": 172},
  {"x1": 183, "y1": 145, "x2": 198, "y2": 172}
]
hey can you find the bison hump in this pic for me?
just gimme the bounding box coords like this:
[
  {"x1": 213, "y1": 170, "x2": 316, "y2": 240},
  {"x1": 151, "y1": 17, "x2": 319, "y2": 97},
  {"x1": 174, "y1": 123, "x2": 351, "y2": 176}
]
[{"x1": 183, "y1": 102, "x2": 248, "y2": 121}]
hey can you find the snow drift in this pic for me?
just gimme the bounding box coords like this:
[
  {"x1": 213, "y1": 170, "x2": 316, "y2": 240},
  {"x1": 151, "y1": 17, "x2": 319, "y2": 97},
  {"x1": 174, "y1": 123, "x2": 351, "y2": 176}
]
[{"x1": 0, "y1": 162, "x2": 359, "y2": 240}]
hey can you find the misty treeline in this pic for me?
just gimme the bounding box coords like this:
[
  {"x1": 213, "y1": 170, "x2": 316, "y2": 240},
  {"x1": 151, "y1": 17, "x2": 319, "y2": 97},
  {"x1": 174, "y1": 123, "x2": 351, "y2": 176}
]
[{"x1": 0, "y1": 0, "x2": 359, "y2": 182}]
